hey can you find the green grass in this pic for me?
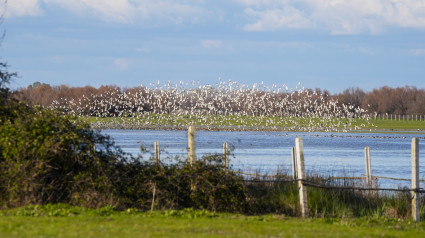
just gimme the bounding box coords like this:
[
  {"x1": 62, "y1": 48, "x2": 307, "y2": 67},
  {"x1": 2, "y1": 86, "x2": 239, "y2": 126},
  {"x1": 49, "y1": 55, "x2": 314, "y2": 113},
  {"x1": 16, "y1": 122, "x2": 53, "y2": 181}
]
[
  {"x1": 83, "y1": 114, "x2": 425, "y2": 132},
  {"x1": 1, "y1": 209, "x2": 425, "y2": 237},
  {"x1": 85, "y1": 114, "x2": 324, "y2": 128},
  {"x1": 368, "y1": 119, "x2": 425, "y2": 131}
]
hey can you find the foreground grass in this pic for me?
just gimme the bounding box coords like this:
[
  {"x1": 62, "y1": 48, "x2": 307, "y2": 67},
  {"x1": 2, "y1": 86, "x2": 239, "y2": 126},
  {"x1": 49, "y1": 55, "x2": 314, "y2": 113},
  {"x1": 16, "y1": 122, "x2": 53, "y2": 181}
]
[
  {"x1": 1, "y1": 209, "x2": 425, "y2": 238},
  {"x1": 84, "y1": 114, "x2": 425, "y2": 132}
]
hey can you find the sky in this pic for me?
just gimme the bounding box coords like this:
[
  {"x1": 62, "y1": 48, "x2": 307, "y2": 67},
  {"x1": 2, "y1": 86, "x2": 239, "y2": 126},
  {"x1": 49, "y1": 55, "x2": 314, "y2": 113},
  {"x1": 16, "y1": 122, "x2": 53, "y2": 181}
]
[{"x1": 2, "y1": 0, "x2": 425, "y2": 93}]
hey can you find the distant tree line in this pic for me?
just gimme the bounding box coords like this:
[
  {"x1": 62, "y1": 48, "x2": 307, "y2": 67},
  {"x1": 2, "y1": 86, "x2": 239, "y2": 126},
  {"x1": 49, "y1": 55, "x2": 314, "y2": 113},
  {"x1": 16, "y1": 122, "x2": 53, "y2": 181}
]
[
  {"x1": 333, "y1": 86, "x2": 425, "y2": 115},
  {"x1": 13, "y1": 82, "x2": 425, "y2": 116}
]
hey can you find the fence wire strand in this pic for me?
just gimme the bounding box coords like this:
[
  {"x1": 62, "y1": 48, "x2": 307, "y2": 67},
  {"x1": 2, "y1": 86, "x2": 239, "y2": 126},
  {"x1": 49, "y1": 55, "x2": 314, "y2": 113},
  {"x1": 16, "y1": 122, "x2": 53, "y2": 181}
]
[
  {"x1": 239, "y1": 176, "x2": 425, "y2": 193},
  {"x1": 234, "y1": 170, "x2": 425, "y2": 183}
]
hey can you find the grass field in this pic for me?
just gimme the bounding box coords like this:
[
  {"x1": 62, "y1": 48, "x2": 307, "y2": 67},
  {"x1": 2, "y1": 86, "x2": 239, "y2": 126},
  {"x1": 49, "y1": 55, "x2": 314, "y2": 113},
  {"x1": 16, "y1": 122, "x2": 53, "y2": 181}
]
[
  {"x1": 1, "y1": 209, "x2": 425, "y2": 238},
  {"x1": 369, "y1": 119, "x2": 425, "y2": 131},
  {"x1": 84, "y1": 114, "x2": 425, "y2": 132}
]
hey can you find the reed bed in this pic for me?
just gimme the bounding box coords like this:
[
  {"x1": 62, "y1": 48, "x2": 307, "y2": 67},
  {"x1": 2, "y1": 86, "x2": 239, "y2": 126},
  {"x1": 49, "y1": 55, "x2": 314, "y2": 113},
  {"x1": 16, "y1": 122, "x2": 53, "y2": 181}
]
[{"x1": 242, "y1": 170, "x2": 421, "y2": 219}]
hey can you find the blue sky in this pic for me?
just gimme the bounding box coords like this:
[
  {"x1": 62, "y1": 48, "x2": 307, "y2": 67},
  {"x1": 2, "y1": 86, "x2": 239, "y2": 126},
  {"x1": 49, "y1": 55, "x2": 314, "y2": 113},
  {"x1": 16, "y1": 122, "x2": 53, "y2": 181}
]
[{"x1": 2, "y1": 0, "x2": 425, "y2": 93}]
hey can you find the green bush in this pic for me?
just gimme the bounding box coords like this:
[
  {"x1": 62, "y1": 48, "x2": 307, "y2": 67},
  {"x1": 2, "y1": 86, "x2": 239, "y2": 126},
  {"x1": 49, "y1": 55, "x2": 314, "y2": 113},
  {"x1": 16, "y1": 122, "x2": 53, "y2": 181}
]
[
  {"x1": 0, "y1": 62, "x2": 135, "y2": 208},
  {"x1": 0, "y1": 105, "x2": 127, "y2": 208},
  {"x1": 114, "y1": 154, "x2": 246, "y2": 212}
]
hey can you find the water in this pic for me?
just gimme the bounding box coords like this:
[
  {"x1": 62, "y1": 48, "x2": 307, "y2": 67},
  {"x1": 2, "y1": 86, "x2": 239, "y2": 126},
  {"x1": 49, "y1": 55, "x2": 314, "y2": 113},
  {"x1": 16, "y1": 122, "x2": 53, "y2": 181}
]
[{"x1": 103, "y1": 129, "x2": 425, "y2": 189}]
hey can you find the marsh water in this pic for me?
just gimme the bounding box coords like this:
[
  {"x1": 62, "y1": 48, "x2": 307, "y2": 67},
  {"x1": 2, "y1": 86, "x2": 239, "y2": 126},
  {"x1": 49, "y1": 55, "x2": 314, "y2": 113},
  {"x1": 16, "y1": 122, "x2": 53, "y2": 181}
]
[{"x1": 103, "y1": 129, "x2": 425, "y2": 189}]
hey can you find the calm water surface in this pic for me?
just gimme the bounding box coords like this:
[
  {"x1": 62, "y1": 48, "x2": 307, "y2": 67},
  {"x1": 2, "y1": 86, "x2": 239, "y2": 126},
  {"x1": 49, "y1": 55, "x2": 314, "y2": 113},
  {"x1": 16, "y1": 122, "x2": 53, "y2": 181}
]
[{"x1": 103, "y1": 129, "x2": 425, "y2": 188}]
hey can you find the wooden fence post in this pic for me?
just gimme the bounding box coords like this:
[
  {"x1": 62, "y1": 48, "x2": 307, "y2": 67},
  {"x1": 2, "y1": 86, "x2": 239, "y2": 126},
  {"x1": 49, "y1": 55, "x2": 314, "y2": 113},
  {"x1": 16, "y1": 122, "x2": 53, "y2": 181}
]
[
  {"x1": 151, "y1": 182, "x2": 156, "y2": 212},
  {"x1": 188, "y1": 126, "x2": 196, "y2": 165},
  {"x1": 223, "y1": 142, "x2": 229, "y2": 172},
  {"x1": 364, "y1": 146, "x2": 372, "y2": 187},
  {"x1": 295, "y1": 137, "x2": 308, "y2": 218},
  {"x1": 412, "y1": 138, "x2": 420, "y2": 222},
  {"x1": 291, "y1": 147, "x2": 297, "y2": 179},
  {"x1": 154, "y1": 140, "x2": 160, "y2": 164}
]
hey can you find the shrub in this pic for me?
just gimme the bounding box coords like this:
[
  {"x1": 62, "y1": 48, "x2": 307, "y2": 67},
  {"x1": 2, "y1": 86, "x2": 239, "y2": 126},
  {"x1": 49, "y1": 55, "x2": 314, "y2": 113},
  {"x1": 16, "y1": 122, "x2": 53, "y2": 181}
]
[
  {"x1": 0, "y1": 105, "x2": 127, "y2": 208},
  {"x1": 113, "y1": 154, "x2": 246, "y2": 213}
]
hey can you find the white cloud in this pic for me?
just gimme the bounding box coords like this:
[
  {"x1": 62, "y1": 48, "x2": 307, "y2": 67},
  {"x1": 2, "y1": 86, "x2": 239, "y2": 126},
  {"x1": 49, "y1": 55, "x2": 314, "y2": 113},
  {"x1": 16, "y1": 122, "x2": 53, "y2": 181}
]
[
  {"x1": 51, "y1": 55, "x2": 65, "y2": 63},
  {"x1": 44, "y1": 0, "x2": 136, "y2": 23},
  {"x1": 8, "y1": 0, "x2": 425, "y2": 34},
  {"x1": 114, "y1": 58, "x2": 129, "y2": 70},
  {"x1": 237, "y1": 0, "x2": 425, "y2": 34},
  {"x1": 243, "y1": 7, "x2": 313, "y2": 31},
  {"x1": 5, "y1": 0, "x2": 43, "y2": 17},
  {"x1": 136, "y1": 1, "x2": 207, "y2": 25},
  {"x1": 409, "y1": 49, "x2": 425, "y2": 55},
  {"x1": 201, "y1": 39, "x2": 222, "y2": 49},
  {"x1": 135, "y1": 48, "x2": 150, "y2": 53},
  {"x1": 358, "y1": 47, "x2": 375, "y2": 55},
  {"x1": 2, "y1": 0, "x2": 207, "y2": 25}
]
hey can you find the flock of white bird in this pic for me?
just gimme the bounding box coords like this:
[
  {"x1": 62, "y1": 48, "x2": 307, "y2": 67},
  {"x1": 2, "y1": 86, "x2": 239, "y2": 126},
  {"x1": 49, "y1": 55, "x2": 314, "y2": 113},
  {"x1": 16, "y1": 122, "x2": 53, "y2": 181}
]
[{"x1": 49, "y1": 80, "x2": 374, "y2": 132}]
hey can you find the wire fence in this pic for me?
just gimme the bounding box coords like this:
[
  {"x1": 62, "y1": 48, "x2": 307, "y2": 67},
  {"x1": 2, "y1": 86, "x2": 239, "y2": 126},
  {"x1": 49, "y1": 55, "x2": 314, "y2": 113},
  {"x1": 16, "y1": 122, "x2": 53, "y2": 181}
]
[
  {"x1": 238, "y1": 176, "x2": 425, "y2": 193},
  {"x1": 145, "y1": 127, "x2": 425, "y2": 220},
  {"x1": 235, "y1": 170, "x2": 425, "y2": 183}
]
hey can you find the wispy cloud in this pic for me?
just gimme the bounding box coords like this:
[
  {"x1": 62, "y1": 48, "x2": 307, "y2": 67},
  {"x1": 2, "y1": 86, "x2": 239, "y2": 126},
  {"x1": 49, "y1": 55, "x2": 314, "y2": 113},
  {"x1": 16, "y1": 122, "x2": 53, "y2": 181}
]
[
  {"x1": 136, "y1": 1, "x2": 207, "y2": 25},
  {"x1": 114, "y1": 58, "x2": 129, "y2": 70},
  {"x1": 358, "y1": 47, "x2": 375, "y2": 55},
  {"x1": 135, "y1": 48, "x2": 150, "y2": 53},
  {"x1": 8, "y1": 0, "x2": 210, "y2": 25},
  {"x1": 201, "y1": 40, "x2": 222, "y2": 49},
  {"x1": 237, "y1": 0, "x2": 425, "y2": 34},
  {"x1": 243, "y1": 7, "x2": 313, "y2": 31},
  {"x1": 44, "y1": 0, "x2": 137, "y2": 23},
  {"x1": 409, "y1": 49, "x2": 425, "y2": 55},
  {"x1": 5, "y1": 0, "x2": 43, "y2": 17},
  {"x1": 7, "y1": 0, "x2": 425, "y2": 34},
  {"x1": 237, "y1": 40, "x2": 312, "y2": 50}
]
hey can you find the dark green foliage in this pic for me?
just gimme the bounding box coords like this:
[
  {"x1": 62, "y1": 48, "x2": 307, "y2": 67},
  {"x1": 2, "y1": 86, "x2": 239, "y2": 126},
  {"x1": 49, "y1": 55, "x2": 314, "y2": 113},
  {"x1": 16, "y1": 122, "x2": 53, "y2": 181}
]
[
  {"x1": 0, "y1": 62, "x2": 17, "y2": 90},
  {"x1": 0, "y1": 62, "x2": 19, "y2": 120},
  {"x1": 0, "y1": 64, "x2": 126, "y2": 208},
  {"x1": 114, "y1": 154, "x2": 246, "y2": 213},
  {"x1": 243, "y1": 178, "x2": 299, "y2": 215},
  {"x1": 0, "y1": 106, "x2": 126, "y2": 208},
  {"x1": 188, "y1": 155, "x2": 246, "y2": 212}
]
